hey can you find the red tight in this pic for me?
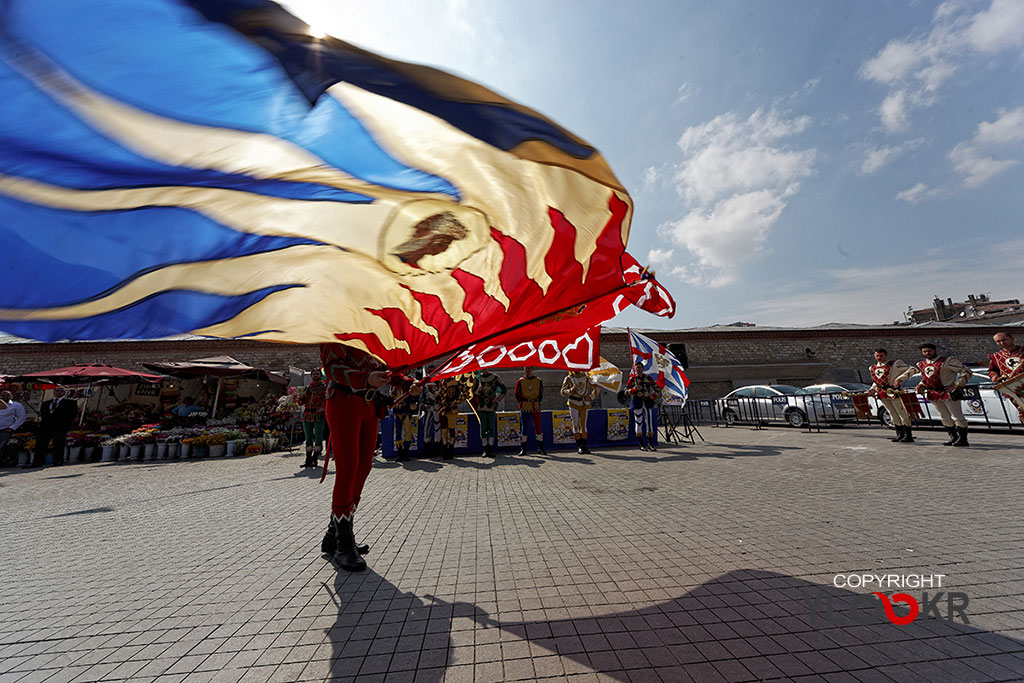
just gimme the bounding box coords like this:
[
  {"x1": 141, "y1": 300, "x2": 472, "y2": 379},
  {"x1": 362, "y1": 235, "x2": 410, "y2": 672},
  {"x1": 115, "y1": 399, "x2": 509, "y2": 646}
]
[{"x1": 326, "y1": 394, "x2": 378, "y2": 520}]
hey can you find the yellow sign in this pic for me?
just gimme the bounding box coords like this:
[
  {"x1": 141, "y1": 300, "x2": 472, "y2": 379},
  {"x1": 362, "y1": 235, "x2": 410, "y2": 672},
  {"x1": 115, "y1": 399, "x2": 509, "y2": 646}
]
[{"x1": 607, "y1": 409, "x2": 629, "y2": 440}]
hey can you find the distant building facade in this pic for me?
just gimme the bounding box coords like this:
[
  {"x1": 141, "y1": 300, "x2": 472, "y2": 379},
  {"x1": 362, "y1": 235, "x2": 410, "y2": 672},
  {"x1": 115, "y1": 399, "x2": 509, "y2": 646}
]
[{"x1": 907, "y1": 294, "x2": 1024, "y2": 325}]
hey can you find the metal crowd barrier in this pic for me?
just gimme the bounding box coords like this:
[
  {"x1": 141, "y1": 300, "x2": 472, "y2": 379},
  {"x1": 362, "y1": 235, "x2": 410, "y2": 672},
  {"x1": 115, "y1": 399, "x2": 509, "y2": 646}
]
[{"x1": 679, "y1": 391, "x2": 1021, "y2": 433}]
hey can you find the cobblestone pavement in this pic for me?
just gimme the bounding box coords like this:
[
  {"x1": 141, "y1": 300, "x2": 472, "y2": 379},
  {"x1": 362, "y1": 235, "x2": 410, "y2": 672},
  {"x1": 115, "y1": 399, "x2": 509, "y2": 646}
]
[{"x1": 2, "y1": 425, "x2": 1024, "y2": 683}]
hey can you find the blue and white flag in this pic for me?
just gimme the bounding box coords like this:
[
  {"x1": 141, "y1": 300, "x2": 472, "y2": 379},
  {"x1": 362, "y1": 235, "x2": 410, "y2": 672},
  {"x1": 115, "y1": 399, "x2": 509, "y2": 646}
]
[
  {"x1": 0, "y1": 0, "x2": 660, "y2": 365},
  {"x1": 628, "y1": 329, "x2": 690, "y2": 402}
]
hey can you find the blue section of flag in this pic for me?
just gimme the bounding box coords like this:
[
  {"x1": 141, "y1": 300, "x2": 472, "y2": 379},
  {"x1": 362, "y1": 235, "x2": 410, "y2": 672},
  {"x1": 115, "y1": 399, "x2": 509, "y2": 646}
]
[
  {"x1": 0, "y1": 286, "x2": 300, "y2": 342},
  {"x1": 0, "y1": 195, "x2": 320, "y2": 309},
  {"x1": 0, "y1": 60, "x2": 372, "y2": 203},
  {"x1": 628, "y1": 329, "x2": 690, "y2": 401},
  {"x1": 3, "y1": 0, "x2": 459, "y2": 199},
  {"x1": 188, "y1": 0, "x2": 596, "y2": 158}
]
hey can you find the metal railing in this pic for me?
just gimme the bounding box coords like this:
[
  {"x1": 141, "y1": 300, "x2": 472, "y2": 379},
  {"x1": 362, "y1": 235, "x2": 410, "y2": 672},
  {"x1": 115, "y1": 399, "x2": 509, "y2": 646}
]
[{"x1": 679, "y1": 390, "x2": 1021, "y2": 433}]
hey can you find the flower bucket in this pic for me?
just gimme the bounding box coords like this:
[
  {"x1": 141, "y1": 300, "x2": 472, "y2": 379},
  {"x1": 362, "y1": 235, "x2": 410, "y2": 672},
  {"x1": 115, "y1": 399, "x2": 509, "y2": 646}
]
[
  {"x1": 143, "y1": 444, "x2": 156, "y2": 460},
  {"x1": 17, "y1": 451, "x2": 30, "y2": 467},
  {"x1": 84, "y1": 446, "x2": 97, "y2": 462},
  {"x1": 156, "y1": 442, "x2": 167, "y2": 458},
  {"x1": 209, "y1": 444, "x2": 226, "y2": 458},
  {"x1": 195, "y1": 445, "x2": 209, "y2": 458},
  {"x1": 129, "y1": 444, "x2": 142, "y2": 461},
  {"x1": 180, "y1": 443, "x2": 191, "y2": 458},
  {"x1": 69, "y1": 446, "x2": 83, "y2": 462},
  {"x1": 101, "y1": 445, "x2": 116, "y2": 462},
  {"x1": 226, "y1": 440, "x2": 236, "y2": 457},
  {"x1": 119, "y1": 445, "x2": 130, "y2": 460}
]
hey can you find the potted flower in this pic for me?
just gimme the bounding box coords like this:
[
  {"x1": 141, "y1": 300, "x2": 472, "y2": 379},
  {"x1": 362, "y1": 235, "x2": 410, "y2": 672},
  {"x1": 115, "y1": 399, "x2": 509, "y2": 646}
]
[
  {"x1": 180, "y1": 437, "x2": 195, "y2": 458},
  {"x1": 206, "y1": 432, "x2": 228, "y2": 457}
]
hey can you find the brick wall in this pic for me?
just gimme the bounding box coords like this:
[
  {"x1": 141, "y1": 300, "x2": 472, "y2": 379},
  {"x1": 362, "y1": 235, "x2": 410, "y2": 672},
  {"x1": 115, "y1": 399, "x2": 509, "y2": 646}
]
[
  {"x1": 1, "y1": 325, "x2": 1011, "y2": 403},
  {"x1": 601, "y1": 327, "x2": 1008, "y2": 399}
]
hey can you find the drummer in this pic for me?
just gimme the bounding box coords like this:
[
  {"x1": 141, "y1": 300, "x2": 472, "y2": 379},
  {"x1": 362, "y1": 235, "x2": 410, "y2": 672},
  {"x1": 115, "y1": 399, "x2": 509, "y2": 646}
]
[
  {"x1": 988, "y1": 332, "x2": 1024, "y2": 421},
  {"x1": 869, "y1": 348, "x2": 914, "y2": 443}
]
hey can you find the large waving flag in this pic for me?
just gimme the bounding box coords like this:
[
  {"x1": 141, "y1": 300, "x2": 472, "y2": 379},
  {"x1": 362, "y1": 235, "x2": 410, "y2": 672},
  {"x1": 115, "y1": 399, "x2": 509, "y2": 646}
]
[
  {"x1": 0, "y1": 0, "x2": 672, "y2": 366},
  {"x1": 628, "y1": 329, "x2": 690, "y2": 401}
]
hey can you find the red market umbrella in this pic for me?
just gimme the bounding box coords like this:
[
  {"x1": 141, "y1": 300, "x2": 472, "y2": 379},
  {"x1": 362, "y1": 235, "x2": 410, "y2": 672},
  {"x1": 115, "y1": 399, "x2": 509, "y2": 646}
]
[{"x1": 19, "y1": 363, "x2": 164, "y2": 384}]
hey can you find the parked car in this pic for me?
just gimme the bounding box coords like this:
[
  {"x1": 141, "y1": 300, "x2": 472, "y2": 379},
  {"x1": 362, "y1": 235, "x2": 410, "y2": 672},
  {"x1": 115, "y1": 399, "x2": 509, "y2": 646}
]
[
  {"x1": 899, "y1": 372, "x2": 1023, "y2": 428},
  {"x1": 717, "y1": 384, "x2": 857, "y2": 427},
  {"x1": 800, "y1": 382, "x2": 879, "y2": 422}
]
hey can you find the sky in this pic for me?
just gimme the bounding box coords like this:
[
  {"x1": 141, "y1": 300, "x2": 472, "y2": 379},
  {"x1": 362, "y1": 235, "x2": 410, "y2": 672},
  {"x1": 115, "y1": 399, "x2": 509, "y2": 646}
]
[{"x1": 283, "y1": 0, "x2": 1024, "y2": 329}]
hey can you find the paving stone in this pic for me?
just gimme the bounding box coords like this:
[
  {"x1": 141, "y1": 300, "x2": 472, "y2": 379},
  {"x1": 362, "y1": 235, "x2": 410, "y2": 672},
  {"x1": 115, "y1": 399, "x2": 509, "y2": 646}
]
[{"x1": 1, "y1": 428, "x2": 1023, "y2": 683}]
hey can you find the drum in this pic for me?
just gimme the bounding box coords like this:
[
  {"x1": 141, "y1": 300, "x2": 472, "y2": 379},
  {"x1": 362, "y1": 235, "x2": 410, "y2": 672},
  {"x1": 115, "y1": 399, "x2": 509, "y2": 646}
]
[
  {"x1": 898, "y1": 392, "x2": 923, "y2": 418},
  {"x1": 994, "y1": 374, "x2": 1024, "y2": 416},
  {"x1": 850, "y1": 393, "x2": 872, "y2": 420}
]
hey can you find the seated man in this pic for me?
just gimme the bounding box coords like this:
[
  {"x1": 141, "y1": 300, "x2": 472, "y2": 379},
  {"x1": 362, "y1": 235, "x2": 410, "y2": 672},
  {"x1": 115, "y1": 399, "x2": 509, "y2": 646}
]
[{"x1": 172, "y1": 397, "x2": 205, "y2": 417}]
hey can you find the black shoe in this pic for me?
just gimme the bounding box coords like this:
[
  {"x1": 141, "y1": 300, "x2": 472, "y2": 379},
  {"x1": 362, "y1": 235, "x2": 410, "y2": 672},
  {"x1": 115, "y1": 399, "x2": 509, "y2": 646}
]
[
  {"x1": 890, "y1": 426, "x2": 905, "y2": 442},
  {"x1": 576, "y1": 438, "x2": 585, "y2": 455},
  {"x1": 331, "y1": 517, "x2": 367, "y2": 572},
  {"x1": 943, "y1": 427, "x2": 958, "y2": 446},
  {"x1": 537, "y1": 443, "x2": 546, "y2": 456},
  {"x1": 517, "y1": 444, "x2": 526, "y2": 456},
  {"x1": 443, "y1": 444, "x2": 454, "y2": 460},
  {"x1": 901, "y1": 427, "x2": 915, "y2": 443},
  {"x1": 953, "y1": 426, "x2": 969, "y2": 448},
  {"x1": 647, "y1": 438, "x2": 657, "y2": 452},
  {"x1": 397, "y1": 446, "x2": 409, "y2": 462},
  {"x1": 580, "y1": 438, "x2": 592, "y2": 455}
]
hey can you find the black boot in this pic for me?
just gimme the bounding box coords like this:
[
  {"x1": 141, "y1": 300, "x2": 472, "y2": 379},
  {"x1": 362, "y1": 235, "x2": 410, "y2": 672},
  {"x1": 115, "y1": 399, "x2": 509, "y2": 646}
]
[
  {"x1": 890, "y1": 426, "x2": 905, "y2": 442},
  {"x1": 953, "y1": 426, "x2": 969, "y2": 448},
  {"x1": 397, "y1": 444, "x2": 409, "y2": 462},
  {"x1": 443, "y1": 443, "x2": 454, "y2": 460},
  {"x1": 647, "y1": 435, "x2": 657, "y2": 451},
  {"x1": 576, "y1": 438, "x2": 585, "y2": 455},
  {"x1": 901, "y1": 427, "x2": 915, "y2": 443},
  {"x1": 322, "y1": 519, "x2": 369, "y2": 556},
  {"x1": 518, "y1": 441, "x2": 527, "y2": 456},
  {"x1": 537, "y1": 439, "x2": 546, "y2": 456},
  {"x1": 581, "y1": 437, "x2": 592, "y2": 455},
  {"x1": 638, "y1": 435, "x2": 649, "y2": 451},
  {"x1": 943, "y1": 427, "x2": 958, "y2": 446},
  {"x1": 312, "y1": 448, "x2": 320, "y2": 467},
  {"x1": 331, "y1": 517, "x2": 367, "y2": 572}
]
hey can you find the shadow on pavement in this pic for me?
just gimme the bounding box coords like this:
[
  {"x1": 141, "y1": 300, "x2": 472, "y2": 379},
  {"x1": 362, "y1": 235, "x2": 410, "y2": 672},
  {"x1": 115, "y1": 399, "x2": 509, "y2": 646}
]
[
  {"x1": 392, "y1": 569, "x2": 1022, "y2": 681},
  {"x1": 323, "y1": 568, "x2": 450, "y2": 682}
]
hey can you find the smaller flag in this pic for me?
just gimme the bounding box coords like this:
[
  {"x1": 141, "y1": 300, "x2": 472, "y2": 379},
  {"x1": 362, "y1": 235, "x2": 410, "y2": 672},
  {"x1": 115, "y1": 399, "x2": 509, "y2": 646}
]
[
  {"x1": 588, "y1": 357, "x2": 622, "y2": 393},
  {"x1": 628, "y1": 329, "x2": 690, "y2": 401}
]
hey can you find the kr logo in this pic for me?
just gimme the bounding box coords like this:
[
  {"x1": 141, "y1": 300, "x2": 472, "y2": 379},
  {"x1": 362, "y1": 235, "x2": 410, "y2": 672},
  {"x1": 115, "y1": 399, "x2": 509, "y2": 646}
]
[{"x1": 805, "y1": 590, "x2": 969, "y2": 626}]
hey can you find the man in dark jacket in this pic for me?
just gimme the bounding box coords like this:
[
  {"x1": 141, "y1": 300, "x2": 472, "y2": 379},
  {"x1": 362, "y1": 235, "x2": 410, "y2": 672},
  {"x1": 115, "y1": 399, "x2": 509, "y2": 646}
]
[{"x1": 33, "y1": 387, "x2": 78, "y2": 467}]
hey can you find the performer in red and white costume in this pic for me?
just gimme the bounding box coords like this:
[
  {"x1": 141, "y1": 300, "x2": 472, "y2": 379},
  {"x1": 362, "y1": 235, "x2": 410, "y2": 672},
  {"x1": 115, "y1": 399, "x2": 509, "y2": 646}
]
[
  {"x1": 868, "y1": 348, "x2": 913, "y2": 443},
  {"x1": 318, "y1": 342, "x2": 418, "y2": 572},
  {"x1": 895, "y1": 343, "x2": 971, "y2": 447},
  {"x1": 988, "y1": 331, "x2": 1024, "y2": 421}
]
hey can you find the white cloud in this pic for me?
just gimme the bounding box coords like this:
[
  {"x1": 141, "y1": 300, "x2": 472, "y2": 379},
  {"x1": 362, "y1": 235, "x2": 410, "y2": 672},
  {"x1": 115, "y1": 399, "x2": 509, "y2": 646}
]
[
  {"x1": 640, "y1": 166, "x2": 659, "y2": 191},
  {"x1": 967, "y1": 0, "x2": 1024, "y2": 51},
  {"x1": 674, "y1": 82, "x2": 699, "y2": 105},
  {"x1": 662, "y1": 190, "x2": 787, "y2": 287},
  {"x1": 861, "y1": 138, "x2": 924, "y2": 174},
  {"x1": 674, "y1": 109, "x2": 814, "y2": 204},
  {"x1": 949, "y1": 106, "x2": 1024, "y2": 186},
  {"x1": 879, "y1": 90, "x2": 911, "y2": 132},
  {"x1": 895, "y1": 182, "x2": 939, "y2": 203},
  {"x1": 661, "y1": 109, "x2": 815, "y2": 286},
  {"x1": 647, "y1": 248, "x2": 674, "y2": 265},
  {"x1": 860, "y1": 0, "x2": 1024, "y2": 131}
]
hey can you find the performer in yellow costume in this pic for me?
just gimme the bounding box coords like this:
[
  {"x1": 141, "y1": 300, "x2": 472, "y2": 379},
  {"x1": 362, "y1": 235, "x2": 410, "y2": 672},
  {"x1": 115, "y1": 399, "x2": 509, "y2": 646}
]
[{"x1": 561, "y1": 371, "x2": 597, "y2": 454}]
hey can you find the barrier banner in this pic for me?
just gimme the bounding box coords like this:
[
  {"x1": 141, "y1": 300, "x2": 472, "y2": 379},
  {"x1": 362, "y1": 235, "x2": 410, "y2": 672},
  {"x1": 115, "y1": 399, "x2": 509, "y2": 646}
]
[
  {"x1": 550, "y1": 411, "x2": 575, "y2": 444},
  {"x1": 607, "y1": 409, "x2": 629, "y2": 440},
  {"x1": 497, "y1": 412, "x2": 521, "y2": 446}
]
